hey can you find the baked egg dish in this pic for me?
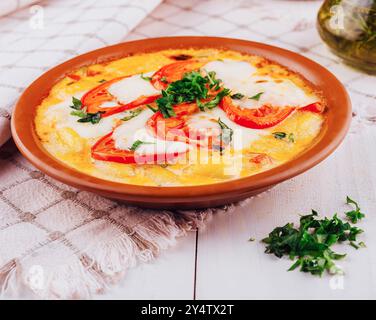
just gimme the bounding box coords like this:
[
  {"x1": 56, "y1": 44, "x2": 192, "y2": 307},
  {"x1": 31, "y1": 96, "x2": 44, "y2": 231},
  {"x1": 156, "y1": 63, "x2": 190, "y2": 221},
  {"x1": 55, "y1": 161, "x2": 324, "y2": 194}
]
[{"x1": 35, "y1": 48, "x2": 326, "y2": 186}]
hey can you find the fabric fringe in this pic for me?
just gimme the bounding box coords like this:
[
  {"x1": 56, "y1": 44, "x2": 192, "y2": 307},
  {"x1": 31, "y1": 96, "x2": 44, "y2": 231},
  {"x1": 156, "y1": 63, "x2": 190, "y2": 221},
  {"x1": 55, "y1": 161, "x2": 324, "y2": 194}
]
[
  {"x1": 0, "y1": 259, "x2": 17, "y2": 296},
  {"x1": 0, "y1": 205, "x2": 226, "y2": 299}
]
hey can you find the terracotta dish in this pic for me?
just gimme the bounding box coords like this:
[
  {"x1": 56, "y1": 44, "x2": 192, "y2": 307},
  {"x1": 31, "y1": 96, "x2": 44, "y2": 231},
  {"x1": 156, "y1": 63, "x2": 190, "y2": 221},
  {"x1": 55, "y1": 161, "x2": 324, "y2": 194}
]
[{"x1": 11, "y1": 37, "x2": 351, "y2": 209}]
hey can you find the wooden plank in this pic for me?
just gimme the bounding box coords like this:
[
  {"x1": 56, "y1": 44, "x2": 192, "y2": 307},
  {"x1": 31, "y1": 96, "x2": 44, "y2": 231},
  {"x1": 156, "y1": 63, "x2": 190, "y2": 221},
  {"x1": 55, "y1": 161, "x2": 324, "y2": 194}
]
[{"x1": 98, "y1": 232, "x2": 197, "y2": 300}]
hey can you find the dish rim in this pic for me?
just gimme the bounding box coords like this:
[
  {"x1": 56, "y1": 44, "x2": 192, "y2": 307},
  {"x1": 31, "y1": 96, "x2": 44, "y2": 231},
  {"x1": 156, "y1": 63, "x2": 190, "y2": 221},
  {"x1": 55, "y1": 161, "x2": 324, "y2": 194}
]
[{"x1": 11, "y1": 36, "x2": 351, "y2": 202}]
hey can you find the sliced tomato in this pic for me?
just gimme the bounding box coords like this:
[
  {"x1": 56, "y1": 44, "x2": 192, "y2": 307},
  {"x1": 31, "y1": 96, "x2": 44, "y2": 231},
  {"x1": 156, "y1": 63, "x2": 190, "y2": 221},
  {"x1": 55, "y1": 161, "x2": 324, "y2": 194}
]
[
  {"x1": 67, "y1": 74, "x2": 81, "y2": 81},
  {"x1": 151, "y1": 60, "x2": 204, "y2": 90},
  {"x1": 146, "y1": 102, "x2": 226, "y2": 150},
  {"x1": 91, "y1": 132, "x2": 136, "y2": 163},
  {"x1": 146, "y1": 102, "x2": 199, "y2": 142},
  {"x1": 220, "y1": 96, "x2": 295, "y2": 129},
  {"x1": 91, "y1": 132, "x2": 188, "y2": 164},
  {"x1": 81, "y1": 77, "x2": 160, "y2": 117},
  {"x1": 249, "y1": 153, "x2": 273, "y2": 165},
  {"x1": 299, "y1": 102, "x2": 325, "y2": 113}
]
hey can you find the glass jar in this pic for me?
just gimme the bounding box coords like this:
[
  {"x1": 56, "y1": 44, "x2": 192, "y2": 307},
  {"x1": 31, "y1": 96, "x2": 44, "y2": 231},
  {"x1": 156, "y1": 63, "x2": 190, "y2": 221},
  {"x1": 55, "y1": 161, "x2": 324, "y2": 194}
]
[{"x1": 317, "y1": 0, "x2": 376, "y2": 73}]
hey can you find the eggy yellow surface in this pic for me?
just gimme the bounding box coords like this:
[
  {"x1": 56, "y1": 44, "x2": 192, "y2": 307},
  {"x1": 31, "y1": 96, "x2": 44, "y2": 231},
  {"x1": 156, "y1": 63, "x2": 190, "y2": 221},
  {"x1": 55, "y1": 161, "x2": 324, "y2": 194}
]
[{"x1": 35, "y1": 49, "x2": 325, "y2": 186}]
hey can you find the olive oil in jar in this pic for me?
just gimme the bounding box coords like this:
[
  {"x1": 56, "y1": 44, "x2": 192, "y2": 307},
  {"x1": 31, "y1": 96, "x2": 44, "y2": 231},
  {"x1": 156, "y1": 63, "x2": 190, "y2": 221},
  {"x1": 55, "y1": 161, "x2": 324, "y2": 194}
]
[{"x1": 317, "y1": 0, "x2": 376, "y2": 73}]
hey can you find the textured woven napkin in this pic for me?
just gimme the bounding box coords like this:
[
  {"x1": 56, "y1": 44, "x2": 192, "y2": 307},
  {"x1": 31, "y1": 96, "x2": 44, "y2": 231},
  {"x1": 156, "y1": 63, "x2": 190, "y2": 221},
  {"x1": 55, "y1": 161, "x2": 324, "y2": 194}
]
[{"x1": 0, "y1": 0, "x2": 40, "y2": 18}]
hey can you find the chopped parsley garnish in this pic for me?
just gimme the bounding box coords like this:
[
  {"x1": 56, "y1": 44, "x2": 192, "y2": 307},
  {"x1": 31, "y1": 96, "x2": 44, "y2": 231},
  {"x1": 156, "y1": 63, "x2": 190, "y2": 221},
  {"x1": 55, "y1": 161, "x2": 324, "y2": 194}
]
[
  {"x1": 157, "y1": 90, "x2": 177, "y2": 118},
  {"x1": 69, "y1": 96, "x2": 104, "y2": 124},
  {"x1": 155, "y1": 70, "x2": 229, "y2": 118},
  {"x1": 160, "y1": 76, "x2": 168, "y2": 83},
  {"x1": 129, "y1": 140, "x2": 155, "y2": 151},
  {"x1": 230, "y1": 91, "x2": 264, "y2": 101},
  {"x1": 70, "y1": 109, "x2": 87, "y2": 118},
  {"x1": 70, "y1": 96, "x2": 82, "y2": 110},
  {"x1": 288, "y1": 133, "x2": 295, "y2": 143},
  {"x1": 140, "y1": 74, "x2": 152, "y2": 81},
  {"x1": 76, "y1": 111, "x2": 105, "y2": 124},
  {"x1": 350, "y1": 241, "x2": 361, "y2": 250},
  {"x1": 261, "y1": 197, "x2": 365, "y2": 276},
  {"x1": 272, "y1": 132, "x2": 287, "y2": 139},
  {"x1": 98, "y1": 79, "x2": 107, "y2": 83},
  {"x1": 230, "y1": 93, "x2": 245, "y2": 100},
  {"x1": 146, "y1": 104, "x2": 158, "y2": 113},
  {"x1": 358, "y1": 241, "x2": 366, "y2": 248},
  {"x1": 205, "y1": 70, "x2": 222, "y2": 90},
  {"x1": 272, "y1": 132, "x2": 295, "y2": 143},
  {"x1": 345, "y1": 196, "x2": 365, "y2": 223},
  {"x1": 249, "y1": 92, "x2": 264, "y2": 101},
  {"x1": 218, "y1": 118, "x2": 233, "y2": 145},
  {"x1": 121, "y1": 108, "x2": 143, "y2": 121},
  {"x1": 197, "y1": 88, "x2": 230, "y2": 111}
]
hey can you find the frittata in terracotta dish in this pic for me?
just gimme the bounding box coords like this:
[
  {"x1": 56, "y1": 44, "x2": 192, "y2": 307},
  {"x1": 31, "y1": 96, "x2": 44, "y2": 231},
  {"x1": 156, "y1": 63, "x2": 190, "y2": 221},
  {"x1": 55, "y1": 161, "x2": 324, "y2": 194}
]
[{"x1": 35, "y1": 48, "x2": 326, "y2": 186}]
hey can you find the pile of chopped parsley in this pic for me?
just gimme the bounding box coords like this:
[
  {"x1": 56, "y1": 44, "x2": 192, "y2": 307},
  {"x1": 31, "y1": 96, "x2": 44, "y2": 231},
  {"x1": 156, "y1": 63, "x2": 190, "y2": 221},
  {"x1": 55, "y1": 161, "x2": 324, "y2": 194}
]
[
  {"x1": 153, "y1": 70, "x2": 230, "y2": 118},
  {"x1": 260, "y1": 197, "x2": 366, "y2": 276}
]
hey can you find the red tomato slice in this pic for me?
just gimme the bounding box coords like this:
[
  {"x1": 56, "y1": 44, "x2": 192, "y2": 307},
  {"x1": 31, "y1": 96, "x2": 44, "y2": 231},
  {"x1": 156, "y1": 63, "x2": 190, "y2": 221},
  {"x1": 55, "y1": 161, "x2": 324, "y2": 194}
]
[
  {"x1": 91, "y1": 132, "x2": 136, "y2": 164},
  {"x1": 67, "y1": 74, "x2": 81, "y2": 81},
  {"x1": 151, "y1": 60, "x2": 204, "y2": 90},
  {"x1": 249, "y1": 153, "x2": 273, "y2": 165},
  {"x1": 91, "y1": 131, "x2": 189, "y2": 165},
  {"x1": 146, "y1": 102, "x2": 199, "y2": 142},
  {"x1": 81, "y1": 77, "x2": 160, "y2": 117},
  {"x1": 299, "y1": 102, "x2": 325, "y2": 113},
  {"x1": 146, "y1": 102, "x2": 226, "y2": 150},
  {"x1": 220, "y1": 96, "x2": 295, "y2": 129}
]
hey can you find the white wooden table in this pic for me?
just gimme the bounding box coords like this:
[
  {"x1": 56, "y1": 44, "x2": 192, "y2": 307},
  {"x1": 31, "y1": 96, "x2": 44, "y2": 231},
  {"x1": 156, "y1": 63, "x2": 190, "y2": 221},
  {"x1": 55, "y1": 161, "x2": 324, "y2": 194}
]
[{"x1": 96, "y1": 0, "x2": 376, "y2": 300}]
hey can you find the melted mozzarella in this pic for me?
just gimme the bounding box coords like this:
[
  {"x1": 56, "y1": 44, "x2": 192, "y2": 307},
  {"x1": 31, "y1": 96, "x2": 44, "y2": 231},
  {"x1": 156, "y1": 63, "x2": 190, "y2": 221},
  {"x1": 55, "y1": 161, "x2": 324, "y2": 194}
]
[
  {"x1": 107, "y1": 72, "x2": 159, "y2": 105},
  {"x1": 113, "y1": 127, "x2": 189, "y2": 156},
  {"x1": 204, "y1": 60, "x2": 317, "y2": 110},
  {"x1": 236, "y1": 76, "x2": 317, "y2": 109},
  {"x1": 204, "y1": 60, "x2": 257, "y2": 91},
  {"x1": 185, "y1": 108, "x2": 263, "y2": 150},
  {"x1": 112, "y1": 108, "x2": 154, "y2": 149},
  {"x1": 100, "y1": 100, "x2": 119, "y2": 108},
  {"x1": 135, "y1": 130, "x2": 189, "y2": 157},
  {"x1": 186, "y1": 115, "x2": 219, "y2": 131},
  {"x1": 45, "y1": 94, "x2": 125, "y2": 139},
  {"x1": 112, "y1": 109, "x2": 189, "y2": 156}
]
